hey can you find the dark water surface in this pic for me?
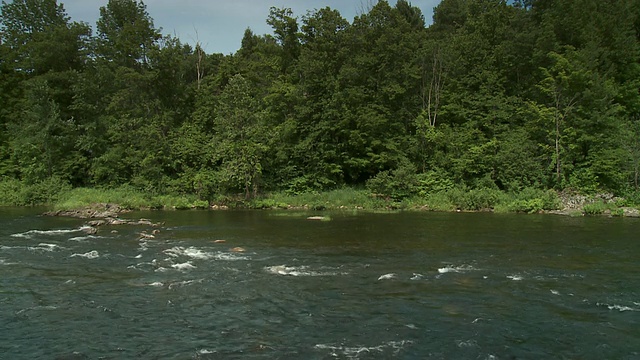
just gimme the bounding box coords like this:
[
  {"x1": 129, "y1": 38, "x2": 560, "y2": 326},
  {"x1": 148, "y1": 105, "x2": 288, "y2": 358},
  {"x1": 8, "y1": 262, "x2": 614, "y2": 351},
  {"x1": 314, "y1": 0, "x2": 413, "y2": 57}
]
[{"x1": 1, "y1": 208, "x2": 639, "y2": 359}]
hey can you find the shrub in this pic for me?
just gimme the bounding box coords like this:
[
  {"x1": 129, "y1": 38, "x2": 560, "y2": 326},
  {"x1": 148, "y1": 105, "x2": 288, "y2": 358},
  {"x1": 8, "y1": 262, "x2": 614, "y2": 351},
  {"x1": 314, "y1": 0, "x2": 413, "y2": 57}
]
[
  {"x1": 583, "y1": 201, "x2": 608, "y2": 215},
  {"x1": 423, "y1": 191, "x2": 455, "y2": 211},
  {"x1": 415, "y1": 170, "x2": 454, "y2": 196},
  {"x1": 0, "y1": 177, "x2": 71, "y2": 206},
  {"x1": 611, "y1": 208, "x2": 625, "y2": 217},
  {"x1": 582, "y1": 200, "x2": 621, "y2": 216},
  {"x1": 619, "y1": 190, "x2": 640, "y2": 208},
  {"x1": 366, "y1": 161, "x2": 418, "y2": 200},
  {"x1": 251, "y1": 198, "x2": 289, "y2": 209},
  {"x1": 447, "y1": 187, "x2": 504, "y2": 211},
  {"x1": 0, "y1": 178, "x2": 23, "y2": 205},
  {"x1": 568, "y1": 168, "x2": 600, "y2": 195},
  {"x1": 505, "y1": 188, "x2": 561, "y2": 213},
  {"x1": 509, "y1": 198, "x2": 546, "y2": 214}
]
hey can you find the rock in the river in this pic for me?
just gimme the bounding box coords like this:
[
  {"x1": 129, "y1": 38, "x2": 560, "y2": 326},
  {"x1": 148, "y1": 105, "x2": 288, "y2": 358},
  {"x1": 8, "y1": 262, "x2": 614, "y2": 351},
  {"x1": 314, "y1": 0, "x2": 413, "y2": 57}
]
[
  {"x1": 81, "y1": 226, "x2": 98, "y2": 235},
  {"x1": 45, "y1": 203, "x2": 128, "y2": 219}
]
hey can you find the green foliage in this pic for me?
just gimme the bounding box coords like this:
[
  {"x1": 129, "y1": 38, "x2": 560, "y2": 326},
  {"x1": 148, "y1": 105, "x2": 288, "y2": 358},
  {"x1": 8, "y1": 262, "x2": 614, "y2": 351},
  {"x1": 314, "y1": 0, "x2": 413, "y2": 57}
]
[
  {"x1": 0, "y1": 177, "x2": 71, "y2": 206},
  {"x1": 285, "y1": 175, "x2": 336, "y2": 196},
  {"x1": 95, "y1": 0, "x2": 161, "y2": 67},
  {"x1": 446, "y1": 187, "x2": 506, "y2": 211},
  {"x1": 422, "y1": 191, "x2": 456, "y2": 212},
  {"x1": 582, "y1": 201, "x2": 609, "y2": 215},
  {"x1": 250, "y1": 198, "x2": 290, "y2": 210},
  {"x1": 0, "y1": 178, "x2": 22, "y2": 205},
  {"x1": 366, "y1": 161, "x2": 418, "y2": 200},
  {"x1": 54, "y1": 186, "x2": 206, "y2": 210},
  {"x1": 620, "y1": 190, "x2": 640, "y2": 208},
  {"x1": 610, "y1": 208, "x2": 625, "y2": 217},
  {"x1": 255, "y1": 188, "x2": 386, "y2": 210},
  {"x1": 1, "y1": 0, "x2": 639, "y2": 206},
  {"x1": 415, "y1": 170, "x2": 455, "y2": 196},
  {"x1": 505, "y1": 188, "x2": 561, "y2": 213},
  {"x1": 567, "y1": 167, "x2": 600, "y2": 195}
]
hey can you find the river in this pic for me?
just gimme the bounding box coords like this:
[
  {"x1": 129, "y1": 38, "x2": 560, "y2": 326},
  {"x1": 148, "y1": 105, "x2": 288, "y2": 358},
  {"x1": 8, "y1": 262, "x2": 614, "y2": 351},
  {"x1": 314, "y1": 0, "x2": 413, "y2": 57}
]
[{"x1": 1, "y1": 208, "x2": 638, "y2": 359}]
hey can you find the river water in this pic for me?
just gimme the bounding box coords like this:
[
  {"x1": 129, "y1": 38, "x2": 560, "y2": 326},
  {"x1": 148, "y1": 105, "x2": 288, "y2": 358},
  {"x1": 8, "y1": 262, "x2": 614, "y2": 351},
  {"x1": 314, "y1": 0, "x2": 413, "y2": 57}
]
[{"x1": 1, "y1": 208, "x2": 638, "y2": 359}]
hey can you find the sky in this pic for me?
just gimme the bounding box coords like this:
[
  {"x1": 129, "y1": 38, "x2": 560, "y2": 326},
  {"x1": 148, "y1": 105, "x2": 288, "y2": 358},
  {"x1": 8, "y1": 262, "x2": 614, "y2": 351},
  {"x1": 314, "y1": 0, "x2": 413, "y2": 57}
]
[{"x1": 61, "y1": 0, "x2": 441, "y2": 55}]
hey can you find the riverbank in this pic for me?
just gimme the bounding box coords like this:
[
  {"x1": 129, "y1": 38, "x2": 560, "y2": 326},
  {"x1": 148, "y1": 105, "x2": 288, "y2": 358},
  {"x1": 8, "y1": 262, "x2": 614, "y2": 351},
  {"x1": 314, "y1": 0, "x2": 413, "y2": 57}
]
[
  {"x1": 1, "y1": 178, "x2": 638, "y2": 217},
  {"x1": 7, "y1": 185, "x2": 633, "y2": 218}
]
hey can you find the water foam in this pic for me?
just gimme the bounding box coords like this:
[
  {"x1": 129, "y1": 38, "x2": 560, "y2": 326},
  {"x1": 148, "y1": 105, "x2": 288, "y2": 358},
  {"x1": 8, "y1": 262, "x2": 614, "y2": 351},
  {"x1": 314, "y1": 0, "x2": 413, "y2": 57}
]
[
  {"x1": 28, "y1": 243, "x2": 64, "y2": 252},
  {"x1": 314, "y1": 340, "x2": 412, "y2": 357},
  {"x1": 171, "y1": 262, "x2": 196, "y2": 271},
  {"x1": 164, "y1": 246, "x2": 213, "y2": 259},
  {"x1": 164, "y1": 246, "x2": 250, "y2": 261},
  {"x1": 507, "y1": 275, "x2": 524, "y2": 281},
  {"x1": 168, "y1": 279, "x2": 203, "y2": 289},
  {"x1": 11, "y1": 228, "x2": 82, "y2": 238},
  {"x1": 410, "y1": 273, "x2": 424, "y2": 280},
  {"x1": 70, "y1": 250, "x2": 100, "y2": 259},
  {"x1": 213, "y1": 252, "x2": 250, "y2": 261},
  {"x1": 15, "y1": 305, "x2": 58, "y2": 315},
  {"x1": 438, "y1": 264, "x2": 476, "y2": 274},
  {"x1": 68, "y1": 235, "x2": 102, "y2": 242},
  {"x1": 265, "y1": 265, "x2": 345, "y2": 277},
  {"x1": 456, "y1": 339, "x2": 479, "y2": 348},
  {"x1": 378, "y1": 273, "x2": 396, "y2": 280},
  {"x1": 597, "y1": 302, "x2": 639, "y2": 312}
]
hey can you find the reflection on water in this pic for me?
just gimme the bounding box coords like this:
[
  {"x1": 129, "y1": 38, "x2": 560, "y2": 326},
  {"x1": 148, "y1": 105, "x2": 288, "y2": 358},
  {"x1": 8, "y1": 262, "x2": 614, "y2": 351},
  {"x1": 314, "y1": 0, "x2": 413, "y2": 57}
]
[{"x1": 0, "y1": 209, "x2": 639, "y2": 359}]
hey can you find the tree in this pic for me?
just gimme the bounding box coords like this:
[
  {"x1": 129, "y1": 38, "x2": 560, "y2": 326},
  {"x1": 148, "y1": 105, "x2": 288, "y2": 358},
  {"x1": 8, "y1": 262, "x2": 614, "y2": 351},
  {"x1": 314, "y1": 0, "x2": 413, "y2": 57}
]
[
  {"x1": 533, "y1": 50, "x2": 581, "y2": 186},
  {"x1": 0, "y1": 0, "x2": 90, "y2": 83},
  {"x1": 267, "y1": 7, "x2": 300, "y2": 74},
  {"x1": 214, "y1": 74, "x2": 267, "y2": 198},
  {"x1": 95, "y1": 0, "x2": 160, "y2": 68},
  {"x1": 1, "y1": 0, "x2": 90, "y2": 183},
  {"x1": 8, "y1": 79, "x2": 77, "y2": 183}
]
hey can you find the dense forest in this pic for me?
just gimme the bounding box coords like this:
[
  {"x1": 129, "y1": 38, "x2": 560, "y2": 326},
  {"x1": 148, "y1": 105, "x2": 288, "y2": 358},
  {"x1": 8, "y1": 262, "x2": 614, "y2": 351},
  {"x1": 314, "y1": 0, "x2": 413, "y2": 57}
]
[{"x1": 1, "y1": 0, "x2": 640, "y2": 205}]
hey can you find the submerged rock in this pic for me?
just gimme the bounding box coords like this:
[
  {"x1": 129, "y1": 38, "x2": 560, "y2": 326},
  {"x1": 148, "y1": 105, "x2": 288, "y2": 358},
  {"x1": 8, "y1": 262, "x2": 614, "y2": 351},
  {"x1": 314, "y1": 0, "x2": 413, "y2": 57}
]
[
  {"x1": 80, "y1": 226, "x2": 98, "y2": 235},
  {"x1": 138, "y1": 231, "x2": 155, "y2": 240}
]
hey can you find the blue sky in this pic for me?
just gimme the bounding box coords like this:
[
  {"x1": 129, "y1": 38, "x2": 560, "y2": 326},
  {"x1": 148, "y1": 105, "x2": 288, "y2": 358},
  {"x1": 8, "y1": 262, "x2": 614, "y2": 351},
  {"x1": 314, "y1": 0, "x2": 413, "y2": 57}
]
[{"x1": 62, "y1": 0, "x2": 441, "y2": 54}]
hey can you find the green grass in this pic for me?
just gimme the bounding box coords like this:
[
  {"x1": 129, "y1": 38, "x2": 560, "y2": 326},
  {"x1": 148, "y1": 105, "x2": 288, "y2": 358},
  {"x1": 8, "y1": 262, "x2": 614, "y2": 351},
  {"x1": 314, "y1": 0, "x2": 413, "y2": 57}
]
[
  {"x1": 54, "y1": 186, "x2": 207, "y2": 210},
  {"x1": 582, "y1": 200, "x2": 621, "y2": 216},
  {"x1": 6, "y1": 177, "x2": 633, "y2": 218},
  {"x1": 250, "y1": 188, "x2": 388, "y2": 210},
  {"x1": 248, "y1": 186, "x2": 562, "y2": 215}
]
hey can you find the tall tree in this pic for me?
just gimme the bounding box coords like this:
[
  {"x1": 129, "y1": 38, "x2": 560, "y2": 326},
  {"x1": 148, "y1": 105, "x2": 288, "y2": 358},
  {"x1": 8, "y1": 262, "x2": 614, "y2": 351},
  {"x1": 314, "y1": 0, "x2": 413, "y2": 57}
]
[
  {"x1": 0, "y1": 0, "x2": 90, "y2": 183},
  {"x1": 95, "y1": 0, "x2": 160, "y2": 68},
  {"x1": 266, "y1": 7, "x2": 300, "y2": 74},
  {"x1": 213, "y1": 74, "x2": 267, "y2": 198}
]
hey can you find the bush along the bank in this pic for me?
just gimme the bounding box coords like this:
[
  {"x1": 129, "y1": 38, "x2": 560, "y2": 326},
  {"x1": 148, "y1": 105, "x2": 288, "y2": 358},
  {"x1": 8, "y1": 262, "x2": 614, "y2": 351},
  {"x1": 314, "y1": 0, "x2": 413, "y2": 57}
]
[
  {"x1": 0, "y1": 177, "x2": 71, "y2": 206},
  {"x1": 2, "y1": 176, "x2": 639, "y2": 217}
]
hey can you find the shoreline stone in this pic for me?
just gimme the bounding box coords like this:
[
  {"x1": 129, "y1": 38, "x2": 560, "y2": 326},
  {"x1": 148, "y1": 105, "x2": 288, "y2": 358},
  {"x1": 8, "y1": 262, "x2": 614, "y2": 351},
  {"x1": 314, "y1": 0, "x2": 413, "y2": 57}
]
[
  {"x1": 44, "y1": 203, "x2": 129, "y2": 219},
  {"x1": 44, "y1": 203, "x2": 163, "y2": 229}
]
